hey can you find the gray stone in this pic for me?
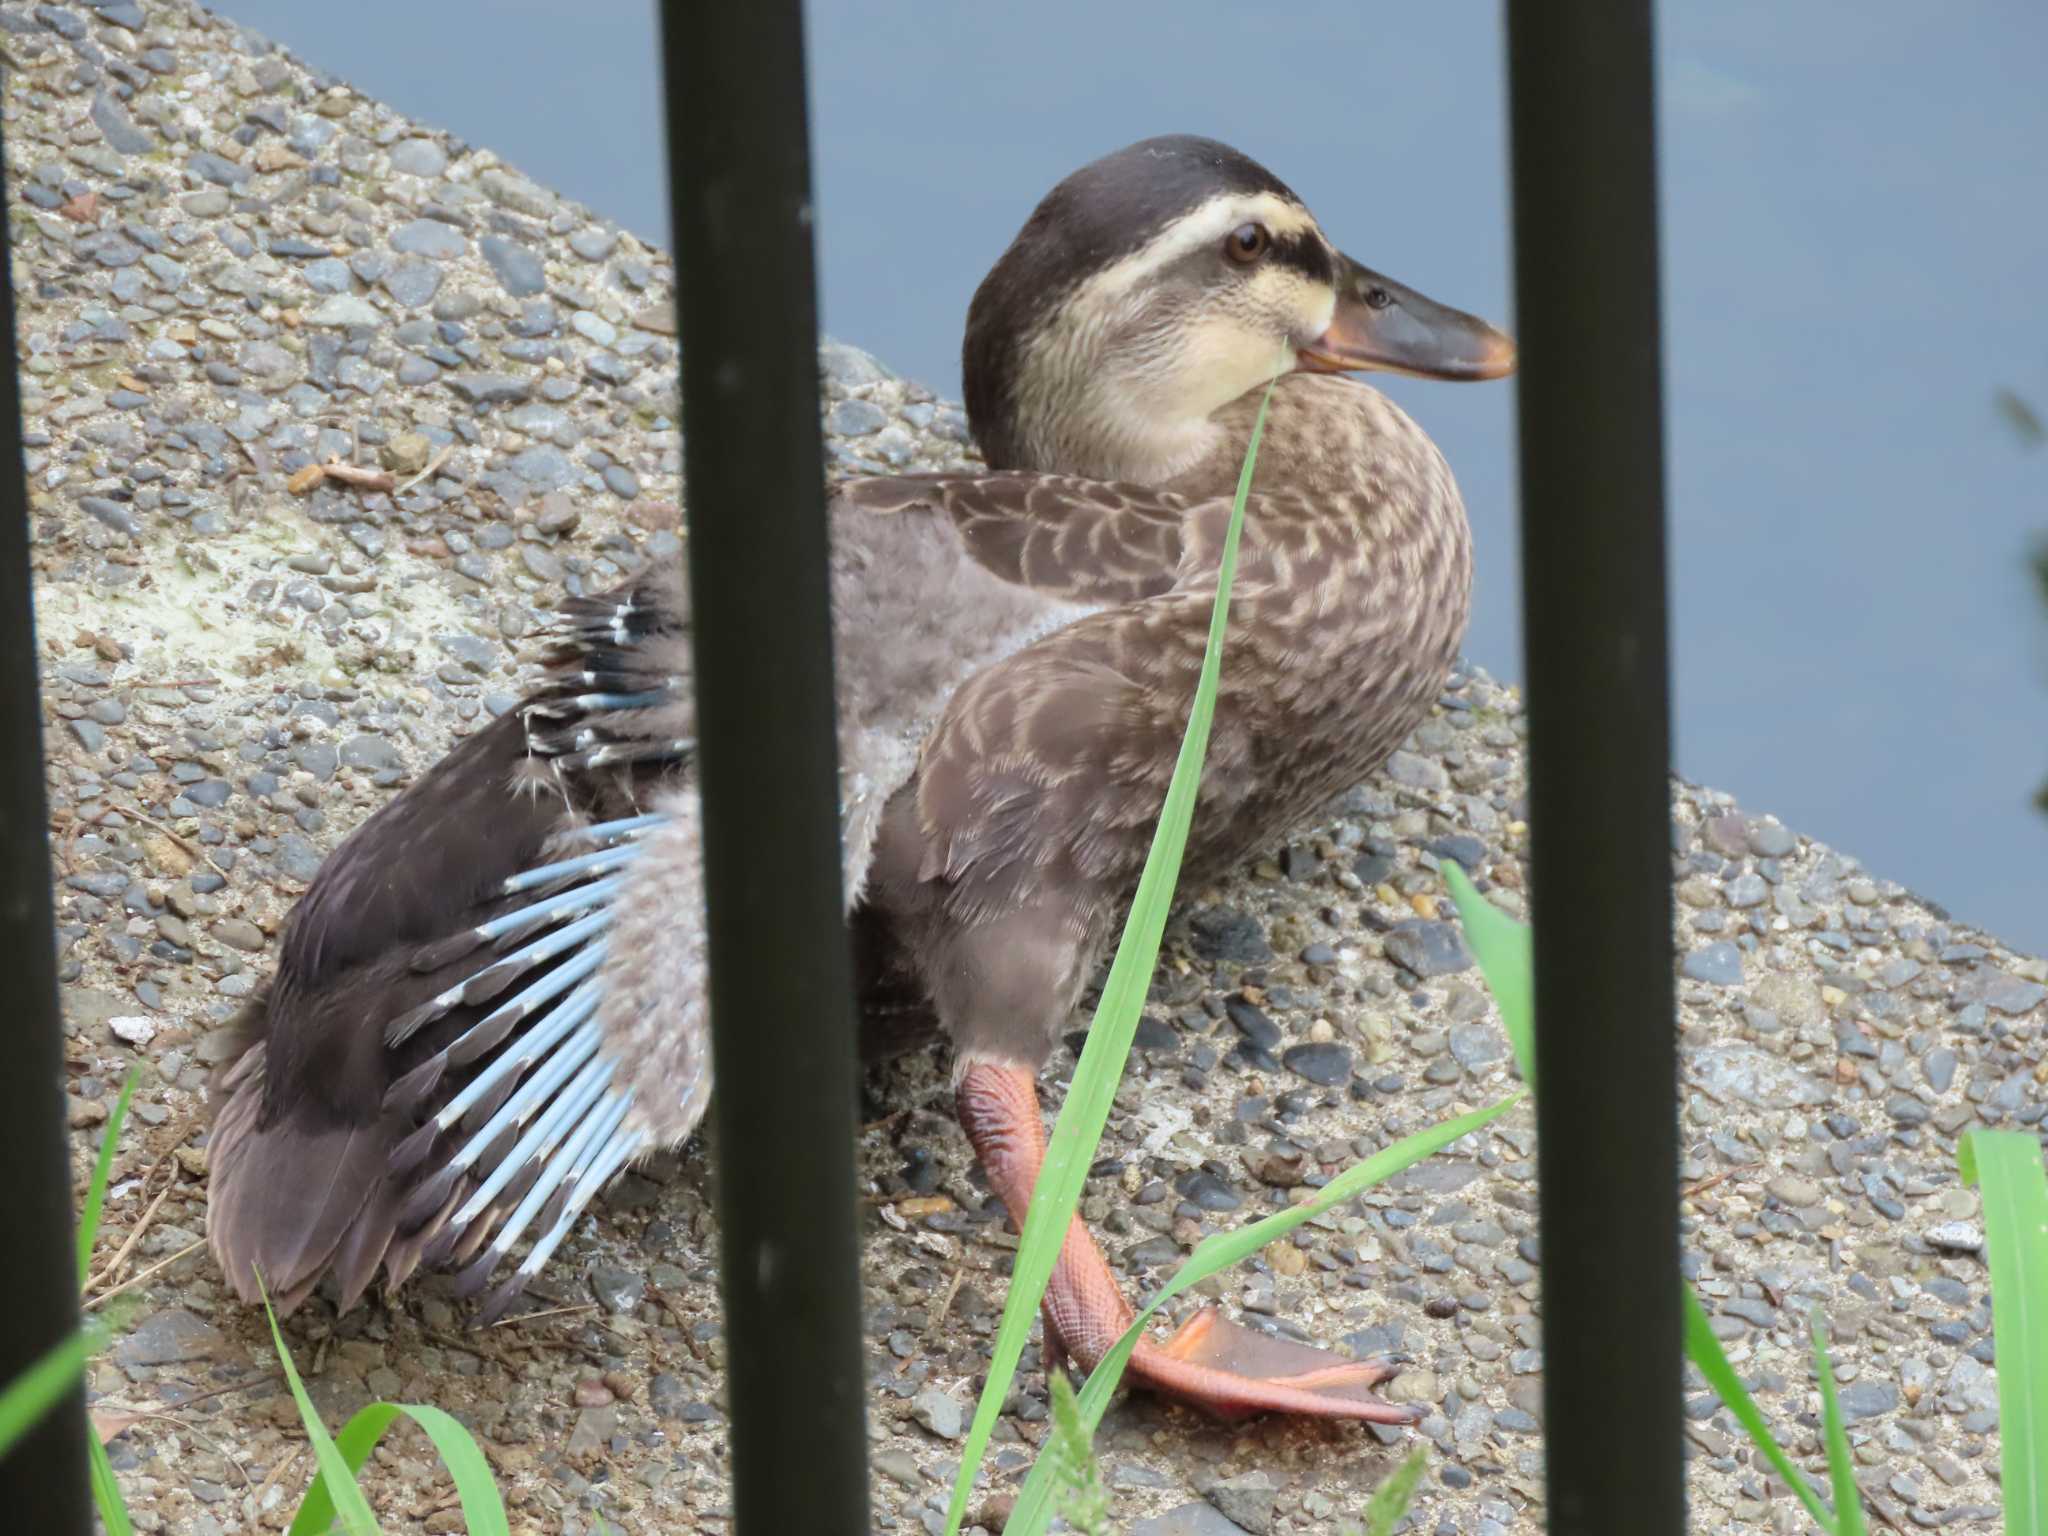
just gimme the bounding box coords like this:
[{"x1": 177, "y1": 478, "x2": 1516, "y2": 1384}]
[
  {"x1": 1748, "y1": 820, "x2": 1797, "y2": 857},
  {"x1": 390, "y1": 217, "x2": 467, "y2": 259},
  {"x1": 1384, "y1": 920, "x2": 1472, "y2": 977},
  {"x1": 90, "y1": 89, "x2": 154, "y2": 155},
  {"x1": 510, "y1": 445, "x2": 573, "y2": 488},
  {"x1": 1725, "y1": 873, "x2": 1768, "y2": 909},
  {"x1": 112, "y1": 1308, "x2": 222, "y2": 1367},
  {"x1": 588, "y1": 1265, "x2": 645, "y2": 1314},
  {"x1": 303, "y1": 257, "x2": 353, "y2": 294},
  {"x1": 305, "y1": 294, "x2": 383, "y2": 329},
  {"x1": 1449, "y1": 1022, "x2": 1507, "y2": 1070},
  {"x1": 275, "y1": 834, "x2": 324, "y2": 884},
  {"x1": 1384, "y1": 748, "x2": 1449, "y2": 790},
  {"x1": 479, "y1": 233, "x2": 545, "y2": 297},
  {"x1": 569, "y1": 226, "x2": 619, "y2": 262},
  {"x1": 211, "y1": 918, "x2": 265, "y2": 953},
  {"x1": 1203, "y1": 1471, "x2": 1277, "y2": 1535},
  {"x1": 388, "y1": 138, "x2": 448, "y2": 177},
  {"x1": 820, "y1": 339, "x2": 887, "y2": 388},
  {"x1": 1925, "y1": 1221, "x2": 1983, "y2": 1253},
  {"x1": 909, "y1": 1386, "x2": 963, "y2": 1440},
  {"x1": 1185, "y1": 906, "x2": 1271, "y2": 965},
  {"x1": 380, "y1": 258, "x2": 442, "y2": 308},
  {"x1": 1133, "y1": 1505, "x2": 1252, "y2": 1536},
  {"x1": 447, "y1": 373, "x2": 533, "y2": 406},
  {"x1": 339, "y1": 734, "x2": 405, "y2": 772},
  {"x1": 828, "y1": 398, "x2": 887, "y2": 437},
  {"x1": 1690, "y1": 1045, "x2": 1827, "y2": 1109},
  {"x1": 1282, "y1": 1040, "x2": 1352, "y2": 1087},
  {"x1": 1976, "y1": 970, "x2": 2045, "y2": 1016},
  {"x1": 1682, "y1": 941, "x2": 1745, "y2": 986},
  {"x1": 187, "y1": 151, "x2": 251, "y2": 188},
  {"x1": 1837, "y1": 1379, "x2": 1898, "y2": 1422},
  {"x1": 479, "y1": 167, "x2": 557, "y2": 218}
]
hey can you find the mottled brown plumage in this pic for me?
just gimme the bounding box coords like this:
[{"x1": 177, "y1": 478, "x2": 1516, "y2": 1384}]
[{"x1": 206, "y1": 135, "x2": 1511, "y2": 1419}]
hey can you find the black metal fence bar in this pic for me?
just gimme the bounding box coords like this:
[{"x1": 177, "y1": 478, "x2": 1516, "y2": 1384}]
[
  {"x1": 661, "y1": 6, "x2": 871, "y2": 1534},
  {"x1": 1504, "y1": 4, "x2": 1685, "y2": 1531},
  {"x1": 0, "y1": 94, "x2": 93, "y2": 1535}
]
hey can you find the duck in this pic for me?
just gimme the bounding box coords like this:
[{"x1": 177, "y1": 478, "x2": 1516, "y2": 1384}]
[{"x1": 206, "y1": 134, "x2": 1514, "y2": 1425}]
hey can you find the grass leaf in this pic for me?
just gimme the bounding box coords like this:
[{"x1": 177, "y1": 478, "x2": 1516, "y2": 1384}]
[
  {"x1": 1683, "y1": 1289, "x2": 1836, "y2": 1532},
  {"x1": 0, "y1": 1327, "x2": 97, "y2": 1460},
  {"x1": 78, "y1": 1066, "x2": 140, "y2": 1289},
  {"x1": 287, "y1": 1401, "x2": 509, "y2": 1536},
  {"x1": 1444, "y1": 866, "x2": 1839, "y2": 1533},
  {"x1": 89, "y1": 1429, "x2": 136, "y2": 1536},
  {"x1": 1004, "y1": 1094, "x2": 1521, "y2": 1536},
  {"x1": 1359, "y1": 1445, "x2": 1429, "y2": 1536},
  {"x1": 941, "y1": 382, "x2": 1276, "y2": 1536},
  {"x1": 258, "y1": 1281, "x2": 384, "y2": 1536},
  {"x1": 1440, "y1": 863, "x2": 1533, "y2": 1089},
  {"x1": 1045, "y1": 1373, "x2": 1112, "y2": 1536},
  {"x1": 1959, "y1": 1128, "x2": 2048, "y2": 1536},
  {"x1": 1811, "y1": 1307, "x2": 1866, "y2": 1536}
]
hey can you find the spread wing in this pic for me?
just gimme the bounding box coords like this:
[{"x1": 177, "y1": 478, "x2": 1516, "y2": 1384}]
[{"x1": 209, "y1": 472, "x2": 1199, "y2": 1317}]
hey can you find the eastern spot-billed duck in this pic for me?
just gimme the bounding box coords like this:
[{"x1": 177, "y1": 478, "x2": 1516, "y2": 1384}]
[{"x1": 207, "y1": 134, "x2": 1514, "y2": 1424}]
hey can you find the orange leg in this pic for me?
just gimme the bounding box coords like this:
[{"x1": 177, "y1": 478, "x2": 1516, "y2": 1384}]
[{"x1": 955, "y1": 1059, "x2": 1422, "y2": 1423}]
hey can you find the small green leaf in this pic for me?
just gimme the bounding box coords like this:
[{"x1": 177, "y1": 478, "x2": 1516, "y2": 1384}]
[
  {"x1": 1361, "y1": 1446, "x2": 1429, "y2": 1536},
  {"x1": 1046, "y1": 1373, "x2": 1112, "y2": 1536},
  {"x1": 1959, "y1": 1128, "x2": 2048, "y2": 1536},
  {"x1": 259, "y1": 1280, "x2": 384, "y2": 1536},
  {"x1": 1441, "y1": 863, "x2": 1534, "y2": 1089},
  {"x1": 1811, "y1": 1307, "x2": 1865, "y2": 1536},
  {"x1": 89, "y1": 1428, "x2": 136, "y2": 1536},
  {"x1": 1682, "y1": 1289, "x2": 1836, "y2": 1533},
  {"x1": 78, "y1": 1066, "x2": 141, "y2": 1289},
  {"x1": 287, "y1": 1400, "x2": 509, "y2": 1536},
  {"x1": 0, "y1": 1327, "x2": 97, "y2": 1460},
  {"x1": 1004, "y1": 1095, "x2": 1521, "y2": 1536}
]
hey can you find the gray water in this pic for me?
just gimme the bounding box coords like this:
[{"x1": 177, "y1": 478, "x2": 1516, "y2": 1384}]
[{"x1": 210, "y1": 1, "x2": 2048, "y2": 954}]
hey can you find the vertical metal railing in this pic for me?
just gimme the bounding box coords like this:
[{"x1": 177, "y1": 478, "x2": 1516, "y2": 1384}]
[
  {"x1": 660, "y1": 5, "x2": 872, "y2": 1535},
  {"x1": 0, "y1": 79, "x2": 93, "y2": 1536},
  {"x1": 1505, "y1": 3, "x2": 1685, "y2": 1530}
]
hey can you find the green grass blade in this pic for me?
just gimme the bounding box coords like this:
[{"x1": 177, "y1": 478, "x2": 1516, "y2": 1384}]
[
  {"x1": 78, "y1": 1066, "x2": 141, "y2": 1288},
  {"x1": 1439, "y1": 880, "x2": 1836, "y2": 1532},
  {"x1": 1005, "y1": 1094, "x2": 1521, "y2": 1536},
  {"x1": 288, "y1": 1401, "x2": 509, "y2": 1536},
  {"x1": 1360, "y1": 1445, "x2": 1428, "y2": 1536},
  {"x1": 1682, "y1": 1288, "x2": 1836, "y2": 1532},
  {"x1": 1440, "y1": 864, "x2": 1533, "y2": 1089},
  {"x1": 0, "y1": 1328, "x2": 96, "y2": 1459},
  {"x1": 1959, "y1": 1128, "x2": 2048, "y2": 1535},
  {"x1": 941, "y1": 382, "x2": 1276, "y2": 1536},
  {"x1": 1045, "y1": 1373, "x2": 1112, "y2": 1536},
  {"x1": 89, "y1": 1428, "x2": 136, "y2": 1536},
  {"x1": 1810, "y1": 1307, "x2": 1865, "y2": 1536},
  {"x1": 258, "y1": 1282, "x2": 383, "y2": 1536}
]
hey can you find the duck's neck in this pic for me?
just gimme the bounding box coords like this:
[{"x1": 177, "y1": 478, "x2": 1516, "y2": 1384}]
[{"x1": 1168, "y1": 373, "x2": 1467, "y2": 517}]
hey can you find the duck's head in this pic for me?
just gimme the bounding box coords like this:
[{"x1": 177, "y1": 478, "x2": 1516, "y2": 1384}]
[{"x1": 964, "y1": 135, "x2": 1515, "y2": 483}]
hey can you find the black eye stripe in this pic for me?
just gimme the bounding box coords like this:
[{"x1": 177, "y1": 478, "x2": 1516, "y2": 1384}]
[{"x1": 1262, "y1": 232, "x2": 1334, "y2": 285}]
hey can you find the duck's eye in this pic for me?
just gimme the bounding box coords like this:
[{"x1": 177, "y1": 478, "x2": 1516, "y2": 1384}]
[
  {"x1": 1364, "y1": 284, "x2": 1394, "y2": 310},
  {"x1": 1225, "y1": 223, "x2": 1270, "y2": 265}
]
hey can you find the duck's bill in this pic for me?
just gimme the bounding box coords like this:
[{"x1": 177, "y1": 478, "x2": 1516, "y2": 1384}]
[{"x1": 1297, "y1": 256, "x2": 1516, "y2": 382}]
